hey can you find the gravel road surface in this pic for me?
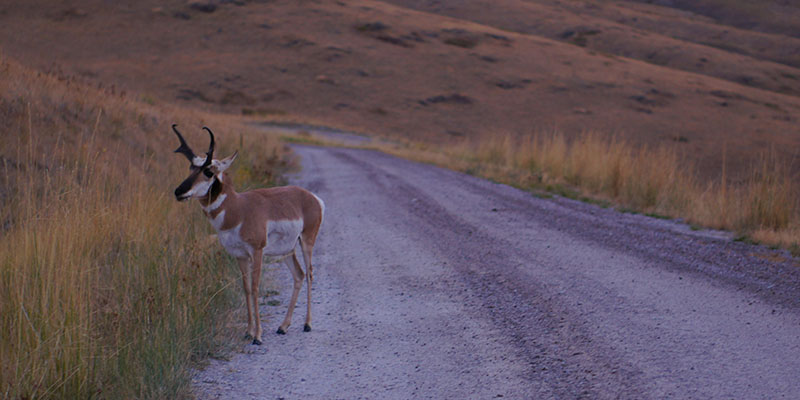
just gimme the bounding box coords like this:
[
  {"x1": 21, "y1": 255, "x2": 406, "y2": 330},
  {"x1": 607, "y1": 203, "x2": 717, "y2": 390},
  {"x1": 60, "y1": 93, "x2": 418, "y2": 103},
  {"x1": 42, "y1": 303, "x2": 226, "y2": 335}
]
[{"x1": 193, "y1": 145, "x2": 800, "y2": 399}]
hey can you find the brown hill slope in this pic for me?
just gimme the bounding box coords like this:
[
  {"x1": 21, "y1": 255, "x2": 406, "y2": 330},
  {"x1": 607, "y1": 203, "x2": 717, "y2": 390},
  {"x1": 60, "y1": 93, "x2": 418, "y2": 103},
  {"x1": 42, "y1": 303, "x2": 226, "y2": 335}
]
[
  {"x1": 625, "y1": 0, "x2": 800, "y2": 38},
  {"x1": 1, "y1": 0, "x2": 798, "y2": 178},
  {"x1": 382, "y1": 0, "x2": 800, "y2": 94}
]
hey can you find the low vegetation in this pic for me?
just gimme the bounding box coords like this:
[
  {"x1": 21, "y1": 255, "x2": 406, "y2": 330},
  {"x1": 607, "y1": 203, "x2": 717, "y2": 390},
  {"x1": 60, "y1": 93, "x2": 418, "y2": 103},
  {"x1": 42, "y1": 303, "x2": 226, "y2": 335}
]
[
  {"x1": 377, "y1": 131, "x2": 799, "y2": 251},
  {"x1": 0, "y1": 58, "x2": 286, "y2": 398}
]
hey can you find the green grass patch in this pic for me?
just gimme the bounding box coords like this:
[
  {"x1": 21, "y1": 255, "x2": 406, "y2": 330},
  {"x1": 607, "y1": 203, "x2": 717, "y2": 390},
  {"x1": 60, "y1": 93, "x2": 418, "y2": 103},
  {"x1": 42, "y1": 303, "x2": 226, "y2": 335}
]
[
  {"x1": 279, "y1": 134, "x2": 329, "y2": 146},
  {"x1": 580, "y1": 196, "x2": 611, "y2": 208},
  {"x1": 547, "y1": 184, "x2": 580, "y2": 200},
  {"x1": 645, "y1": 212, "x2": 671, "y2": 220},
  {"x1": 733, "y1": 234, "x2": 758, "y2": 245}
]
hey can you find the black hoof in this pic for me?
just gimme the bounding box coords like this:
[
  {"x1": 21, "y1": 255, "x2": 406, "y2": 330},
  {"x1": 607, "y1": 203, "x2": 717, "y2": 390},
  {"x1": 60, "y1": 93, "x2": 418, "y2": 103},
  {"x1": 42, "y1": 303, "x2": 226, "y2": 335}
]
[
  {"x1": 252, "y1": 338, "x2": 262, "y2": 346},
  {"x1": 244, "y1": 333, "x2": 254, "y2": 340},
  {"x1": 303, "y1": 324, "x2": 312, "y2": 332},
  {"x1": 276, "y1": 327, "x2": 287, "y2": 335}
]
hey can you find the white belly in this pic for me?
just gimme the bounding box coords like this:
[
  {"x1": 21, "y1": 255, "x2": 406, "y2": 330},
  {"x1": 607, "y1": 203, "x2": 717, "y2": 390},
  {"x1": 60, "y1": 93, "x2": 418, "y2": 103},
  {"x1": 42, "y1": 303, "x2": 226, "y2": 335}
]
[
  {"x1": 212, "y1": 217, "x2": 303, "y2": 263},
  {"x1": 218, "y1": 223, "x2": 252, "y2": 260},
  {"x1": 262, "y1": 219, "x2": 304, "y2": 263}
]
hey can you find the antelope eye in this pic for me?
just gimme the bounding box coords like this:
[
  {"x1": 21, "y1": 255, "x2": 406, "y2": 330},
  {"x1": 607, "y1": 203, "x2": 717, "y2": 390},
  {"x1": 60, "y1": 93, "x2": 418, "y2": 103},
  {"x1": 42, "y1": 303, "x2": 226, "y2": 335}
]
[{"x1": 203, "y1": 169, "x2": 214, "y2": 178}]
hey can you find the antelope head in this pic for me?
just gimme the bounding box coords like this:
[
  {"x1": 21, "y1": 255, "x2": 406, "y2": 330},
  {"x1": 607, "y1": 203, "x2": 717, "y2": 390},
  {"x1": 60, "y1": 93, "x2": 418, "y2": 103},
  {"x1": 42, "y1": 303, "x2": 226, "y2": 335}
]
[{"x1": 172, "y1": 124, "x2": 237, "y2": 201}]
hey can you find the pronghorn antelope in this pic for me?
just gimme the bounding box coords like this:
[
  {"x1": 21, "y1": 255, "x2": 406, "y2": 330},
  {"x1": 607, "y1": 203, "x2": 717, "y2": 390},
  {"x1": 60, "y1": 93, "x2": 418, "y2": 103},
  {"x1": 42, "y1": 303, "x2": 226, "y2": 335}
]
[{"x1": 171, "y1": 125, "x2": 324, "y2": 345}]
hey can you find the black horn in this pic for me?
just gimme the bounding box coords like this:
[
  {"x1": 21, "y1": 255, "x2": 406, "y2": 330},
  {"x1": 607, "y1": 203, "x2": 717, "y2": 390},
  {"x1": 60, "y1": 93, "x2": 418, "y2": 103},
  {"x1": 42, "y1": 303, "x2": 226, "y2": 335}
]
[
  {"x1": 202, "y1": 126, "x2": 215, "y2": 167},
  {"x1": 172, "y1": 124, "x2": 196, "y2": 162}
]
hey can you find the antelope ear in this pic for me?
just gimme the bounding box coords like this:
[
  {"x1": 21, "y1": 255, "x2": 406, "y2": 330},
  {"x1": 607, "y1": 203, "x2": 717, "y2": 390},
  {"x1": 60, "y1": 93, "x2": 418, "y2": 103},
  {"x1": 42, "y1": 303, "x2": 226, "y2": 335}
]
[{"x1": 212, "y1": 151, "x2": 238, "y2": 173}]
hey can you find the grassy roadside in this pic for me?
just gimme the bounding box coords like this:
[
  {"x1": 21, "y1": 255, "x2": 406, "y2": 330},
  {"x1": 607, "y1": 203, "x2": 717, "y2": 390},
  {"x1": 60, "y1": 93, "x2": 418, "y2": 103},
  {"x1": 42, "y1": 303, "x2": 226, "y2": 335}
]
[
  {"x1": 388, "y1": 132, "x2": 798, "y2": 250},
  {"x1": 287, "y1": 127, "x2": 799, "y2": 253},
  {"x1": 0, "y1": 58, "x2": 286, "y2": 398}
]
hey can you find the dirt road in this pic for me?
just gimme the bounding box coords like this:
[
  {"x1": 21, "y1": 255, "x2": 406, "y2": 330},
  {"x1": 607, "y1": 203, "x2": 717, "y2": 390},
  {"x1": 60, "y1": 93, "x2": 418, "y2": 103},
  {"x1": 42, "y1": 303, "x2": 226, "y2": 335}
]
[{"x1": 193, "y1": 145, "x2": 800, "y2": 399}]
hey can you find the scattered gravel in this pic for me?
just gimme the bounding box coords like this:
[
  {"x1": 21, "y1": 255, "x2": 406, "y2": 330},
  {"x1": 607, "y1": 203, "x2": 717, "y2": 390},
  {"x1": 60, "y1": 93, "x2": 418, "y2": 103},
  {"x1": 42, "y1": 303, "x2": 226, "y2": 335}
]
[{"x1": 193, "y1": 145, "x2": 800, "y2": 399}]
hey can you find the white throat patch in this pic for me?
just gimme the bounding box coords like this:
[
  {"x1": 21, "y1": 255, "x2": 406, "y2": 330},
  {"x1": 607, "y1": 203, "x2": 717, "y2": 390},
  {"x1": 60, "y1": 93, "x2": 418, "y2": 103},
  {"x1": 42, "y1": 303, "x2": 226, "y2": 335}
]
[
  {"x1": 209, "y1": 209, "x2": 226, "y2": 231},
  {"x1": 203, "y1": 193, "x2": 227, "y2": 213}
]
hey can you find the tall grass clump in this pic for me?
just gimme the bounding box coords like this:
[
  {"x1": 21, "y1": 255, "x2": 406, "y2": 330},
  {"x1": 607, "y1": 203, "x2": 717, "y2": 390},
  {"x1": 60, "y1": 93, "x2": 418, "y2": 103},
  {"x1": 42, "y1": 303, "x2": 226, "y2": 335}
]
[
  {"x1": 380, "y1": 130, "x2": 800, "y2": 249},
  {"x1": 0, "y1": 58, "x2": 284, "y2": 398},
  {"x1": 740, "y1": 154, "x2": 795, "y2": 231}
]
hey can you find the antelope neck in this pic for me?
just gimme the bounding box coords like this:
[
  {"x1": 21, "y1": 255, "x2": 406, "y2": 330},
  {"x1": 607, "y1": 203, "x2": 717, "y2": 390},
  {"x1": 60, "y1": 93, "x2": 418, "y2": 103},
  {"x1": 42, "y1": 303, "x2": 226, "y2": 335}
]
[{"x1": 199, "y1": 176, "x2": 230, "y2": 210}]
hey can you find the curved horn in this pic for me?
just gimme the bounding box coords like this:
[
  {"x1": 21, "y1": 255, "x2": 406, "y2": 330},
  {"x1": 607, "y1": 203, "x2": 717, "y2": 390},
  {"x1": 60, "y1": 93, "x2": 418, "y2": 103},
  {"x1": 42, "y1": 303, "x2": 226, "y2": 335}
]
[
  {"x1": 172, "y1": 124, "x2": 196, "y2": 162},
  {"x1": 201, "y1": 126, "x2": 215, "y2": 168}
]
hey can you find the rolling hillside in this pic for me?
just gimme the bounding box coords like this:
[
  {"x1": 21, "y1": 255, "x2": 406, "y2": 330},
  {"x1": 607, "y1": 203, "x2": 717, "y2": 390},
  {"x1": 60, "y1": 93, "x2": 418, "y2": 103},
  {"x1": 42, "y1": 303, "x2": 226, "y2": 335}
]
[{"x1": 1, "y1": 0, "x2": 799, "y2": 179}]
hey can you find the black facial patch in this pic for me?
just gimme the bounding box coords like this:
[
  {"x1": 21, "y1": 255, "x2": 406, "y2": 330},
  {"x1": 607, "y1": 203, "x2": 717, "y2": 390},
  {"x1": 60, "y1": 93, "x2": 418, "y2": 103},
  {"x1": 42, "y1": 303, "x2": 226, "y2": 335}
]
[{"x1": 174, "y1": 169, "x2": 201, "y2": 199}]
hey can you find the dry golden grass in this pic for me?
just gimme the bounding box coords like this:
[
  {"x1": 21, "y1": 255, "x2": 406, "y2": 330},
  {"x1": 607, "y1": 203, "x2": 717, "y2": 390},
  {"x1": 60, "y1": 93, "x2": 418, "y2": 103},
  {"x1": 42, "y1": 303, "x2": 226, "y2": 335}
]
[
  {"x1": 371, "y1": 131, "x2": 799, "y2": 250},
  {"x1": 0, "y1": 57, "x2": 285, "y2": 399}
]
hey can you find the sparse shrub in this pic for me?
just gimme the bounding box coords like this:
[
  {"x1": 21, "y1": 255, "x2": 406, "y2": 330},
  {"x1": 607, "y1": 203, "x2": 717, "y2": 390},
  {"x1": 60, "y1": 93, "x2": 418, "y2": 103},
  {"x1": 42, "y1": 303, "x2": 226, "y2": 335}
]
[
  {"x1": 355, "y1": 22, "x2": 388, "y2": 32},
  {"x1": 444, "y1": 37, "x2": 478, "y2": 48}
]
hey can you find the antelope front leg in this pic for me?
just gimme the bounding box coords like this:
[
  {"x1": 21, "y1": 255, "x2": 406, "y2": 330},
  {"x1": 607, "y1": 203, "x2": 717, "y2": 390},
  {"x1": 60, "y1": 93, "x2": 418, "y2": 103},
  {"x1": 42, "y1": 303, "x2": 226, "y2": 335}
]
[
  {"x1": 236, "y1": 257, "x2": 255, "y2": 341},
  {"x1": 250, "y1": 249, "x2": 264, "y2": 345}
]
